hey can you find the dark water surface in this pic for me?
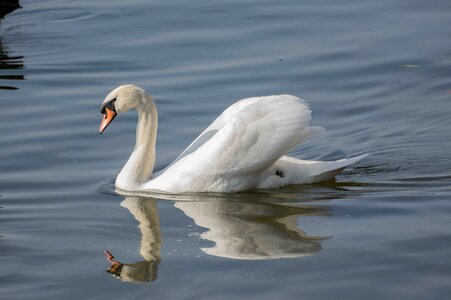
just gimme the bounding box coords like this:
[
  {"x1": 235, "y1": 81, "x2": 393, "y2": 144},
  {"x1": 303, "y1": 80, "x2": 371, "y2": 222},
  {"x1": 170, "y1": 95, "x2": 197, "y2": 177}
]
[{"x1": 1, "y1": 0, "x2": 451, "y2": 299}]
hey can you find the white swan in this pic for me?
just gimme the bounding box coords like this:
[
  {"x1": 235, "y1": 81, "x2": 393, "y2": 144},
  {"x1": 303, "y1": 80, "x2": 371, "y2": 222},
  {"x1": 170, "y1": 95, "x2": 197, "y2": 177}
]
[{"x1": 99, "y1": 84, "x2": 367, "y2": 193}]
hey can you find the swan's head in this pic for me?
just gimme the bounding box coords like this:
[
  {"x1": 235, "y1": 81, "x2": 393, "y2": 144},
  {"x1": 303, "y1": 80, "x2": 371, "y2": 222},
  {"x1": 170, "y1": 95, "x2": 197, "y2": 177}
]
[{"x1": 99, "y1": 84, "x2": 145, "y2": 134}]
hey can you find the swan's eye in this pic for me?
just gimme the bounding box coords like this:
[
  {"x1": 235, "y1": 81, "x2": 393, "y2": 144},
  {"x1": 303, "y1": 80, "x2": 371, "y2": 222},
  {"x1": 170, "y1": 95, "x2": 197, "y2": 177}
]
[{"x1": 100, "y1": 98, "x2": 117, "y2": 114}]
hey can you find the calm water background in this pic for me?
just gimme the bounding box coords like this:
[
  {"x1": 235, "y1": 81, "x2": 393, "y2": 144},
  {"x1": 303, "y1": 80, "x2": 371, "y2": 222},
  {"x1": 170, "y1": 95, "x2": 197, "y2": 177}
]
[{"x1": 1, "y1": 0, "x2": 451, "y2": 299}]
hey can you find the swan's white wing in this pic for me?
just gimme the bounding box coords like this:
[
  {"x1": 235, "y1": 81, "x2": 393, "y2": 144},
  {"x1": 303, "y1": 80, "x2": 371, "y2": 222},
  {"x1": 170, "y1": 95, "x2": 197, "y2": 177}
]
[{"x1": 166, "y1": 95, "x2": 317, "y2": 176}]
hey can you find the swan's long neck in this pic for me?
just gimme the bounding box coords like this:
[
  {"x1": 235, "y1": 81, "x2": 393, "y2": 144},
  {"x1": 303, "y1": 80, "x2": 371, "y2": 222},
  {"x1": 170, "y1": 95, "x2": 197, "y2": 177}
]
[{"x1": 116, "y1": 93, "x2": 158, "y2": 190}]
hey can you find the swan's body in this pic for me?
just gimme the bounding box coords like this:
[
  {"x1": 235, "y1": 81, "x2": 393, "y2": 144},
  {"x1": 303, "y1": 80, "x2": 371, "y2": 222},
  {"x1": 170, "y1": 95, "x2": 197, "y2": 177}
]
[{"x1": 99, "y1": 84, "x2": 367, "y2": 193}]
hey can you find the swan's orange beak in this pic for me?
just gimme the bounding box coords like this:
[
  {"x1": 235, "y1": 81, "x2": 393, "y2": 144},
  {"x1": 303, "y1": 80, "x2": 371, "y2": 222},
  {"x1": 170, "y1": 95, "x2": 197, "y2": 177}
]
[{"x1": 99, "y1": 108, "x2": 117, "y2": 134}]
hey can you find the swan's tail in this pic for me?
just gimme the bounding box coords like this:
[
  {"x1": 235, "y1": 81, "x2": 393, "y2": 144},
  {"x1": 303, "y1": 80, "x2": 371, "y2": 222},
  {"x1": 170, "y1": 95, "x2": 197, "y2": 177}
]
[
  {"x1": 308, "y1": 153, "x2": 369, "y2": 183},
  {"x1": 277, "y1": 153, "x2": 368, "y2": 185}
]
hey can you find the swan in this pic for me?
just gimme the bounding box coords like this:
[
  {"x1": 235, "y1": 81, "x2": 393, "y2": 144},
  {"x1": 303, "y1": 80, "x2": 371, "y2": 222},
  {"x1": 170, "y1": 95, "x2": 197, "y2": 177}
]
[{"x1": 99, "y1": 84, "x2": 367, "y2": 193}]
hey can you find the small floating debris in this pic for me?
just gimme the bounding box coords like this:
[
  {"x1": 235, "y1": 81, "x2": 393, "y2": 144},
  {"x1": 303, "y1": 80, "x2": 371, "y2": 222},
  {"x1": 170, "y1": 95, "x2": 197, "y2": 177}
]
[{"x1": 401, "y1": 64, "x2": 420, "y2": 68}]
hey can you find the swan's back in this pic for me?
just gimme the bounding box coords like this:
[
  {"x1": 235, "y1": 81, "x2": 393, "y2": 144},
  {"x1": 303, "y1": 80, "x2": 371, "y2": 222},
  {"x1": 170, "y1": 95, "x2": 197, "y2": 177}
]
[{"x1": 146, "y1": 95, "x2": 321, "y2": 192}]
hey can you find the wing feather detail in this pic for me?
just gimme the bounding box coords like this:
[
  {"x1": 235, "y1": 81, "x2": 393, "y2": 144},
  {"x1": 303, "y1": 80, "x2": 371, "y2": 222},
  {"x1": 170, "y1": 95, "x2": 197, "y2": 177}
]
[{"x1": 164, "y1": 95, "x2": 316, "y2": 177}]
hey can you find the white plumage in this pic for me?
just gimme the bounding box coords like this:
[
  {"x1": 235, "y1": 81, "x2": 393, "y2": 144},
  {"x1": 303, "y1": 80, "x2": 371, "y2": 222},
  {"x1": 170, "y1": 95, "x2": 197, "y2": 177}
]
[{"x1": 99, "y1": 84, "x2": 367, "y2": 193}]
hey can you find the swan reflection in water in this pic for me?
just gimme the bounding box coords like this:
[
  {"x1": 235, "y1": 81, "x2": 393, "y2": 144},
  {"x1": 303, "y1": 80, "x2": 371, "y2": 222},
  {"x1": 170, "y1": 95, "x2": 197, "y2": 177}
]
[
  {"x1": 105, "y1": 197, "x2": 161, "y2": 282},
  {"x1": 104, "y1": 194, "x2": 331, "y2": 283},
  {"x1": 0, "y1": 39, "x2": 24, "y2": 90}
]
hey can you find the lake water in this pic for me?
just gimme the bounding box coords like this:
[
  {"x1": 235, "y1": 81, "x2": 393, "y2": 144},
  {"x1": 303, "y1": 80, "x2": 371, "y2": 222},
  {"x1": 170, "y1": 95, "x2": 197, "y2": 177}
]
[{"x1": 1, "y1": 0, "x2": 451, "y2": 299}]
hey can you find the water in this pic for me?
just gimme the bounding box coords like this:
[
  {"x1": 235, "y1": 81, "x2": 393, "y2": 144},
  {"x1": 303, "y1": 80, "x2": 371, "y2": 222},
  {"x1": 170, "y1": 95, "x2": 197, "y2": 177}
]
[{"x1": 1, "y1": 0, "x2": 451, "y2": 299}]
